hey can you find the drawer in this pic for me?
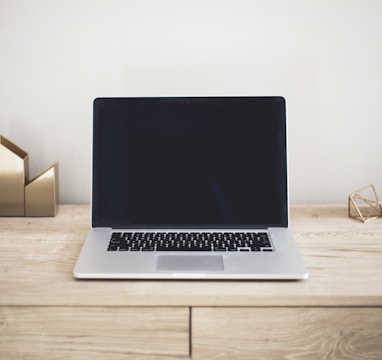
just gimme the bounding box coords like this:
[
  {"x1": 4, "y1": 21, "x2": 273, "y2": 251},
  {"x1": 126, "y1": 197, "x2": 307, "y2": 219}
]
[
  {"x1": 0, "y1": 306, "x2": 190, "y2": 359},
  {"x1": 192, "y1": 307, "x2": 382, "y2": 360}
]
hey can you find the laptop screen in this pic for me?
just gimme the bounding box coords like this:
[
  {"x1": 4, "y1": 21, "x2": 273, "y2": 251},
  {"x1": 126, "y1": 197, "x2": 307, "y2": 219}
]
[{"x1": 92, "y1": 97, "x2": 288, "y2": 228}]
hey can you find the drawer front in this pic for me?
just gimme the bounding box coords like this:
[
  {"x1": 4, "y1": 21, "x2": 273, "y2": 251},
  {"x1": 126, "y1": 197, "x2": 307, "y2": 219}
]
[
  {"x1": 0, "y1": 306, "x2": 190, "y2": 360},
  {"x1": 192, "y1": 307, "x2": 382, "y2": 360}
]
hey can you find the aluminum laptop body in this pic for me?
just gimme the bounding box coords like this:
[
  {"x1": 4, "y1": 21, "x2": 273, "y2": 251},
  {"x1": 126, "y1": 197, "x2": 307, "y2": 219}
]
[{"x1": 73, "y1": 97, "x2": 309, "y2": 280}]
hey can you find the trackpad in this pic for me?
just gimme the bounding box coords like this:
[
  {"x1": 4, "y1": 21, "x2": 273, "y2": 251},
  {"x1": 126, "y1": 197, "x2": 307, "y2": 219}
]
[{"x1": 156, "y1": 255, "x2": 224, "y2": 271}]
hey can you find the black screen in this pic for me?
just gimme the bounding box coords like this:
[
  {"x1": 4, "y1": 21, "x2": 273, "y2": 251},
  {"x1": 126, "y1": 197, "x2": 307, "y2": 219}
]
[{"x1": 92, "y1": 97, "x2": 288, "y2": 228}]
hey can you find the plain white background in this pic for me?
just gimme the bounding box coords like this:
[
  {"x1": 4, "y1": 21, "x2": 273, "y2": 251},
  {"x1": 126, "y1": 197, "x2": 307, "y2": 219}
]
[{"x1": 1, "y1": 0, "x2": 381, "y2": 204}]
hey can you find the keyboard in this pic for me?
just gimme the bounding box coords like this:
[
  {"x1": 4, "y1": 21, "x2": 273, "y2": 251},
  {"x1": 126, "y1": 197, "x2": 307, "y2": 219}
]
[{"x1": 107, "y1": 232, "x2": 273, "y2": 252}]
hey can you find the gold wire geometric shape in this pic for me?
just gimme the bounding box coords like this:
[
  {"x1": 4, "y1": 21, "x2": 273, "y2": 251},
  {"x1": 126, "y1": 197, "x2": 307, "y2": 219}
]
[{"x1": 348, "y1": 184, "x2": 382, "y2": 223}]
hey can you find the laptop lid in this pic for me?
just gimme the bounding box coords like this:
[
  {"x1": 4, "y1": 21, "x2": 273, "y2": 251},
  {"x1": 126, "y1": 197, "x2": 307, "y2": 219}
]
[{"x1": 92, "y1": 97, "x2": 288, "y2": 229}]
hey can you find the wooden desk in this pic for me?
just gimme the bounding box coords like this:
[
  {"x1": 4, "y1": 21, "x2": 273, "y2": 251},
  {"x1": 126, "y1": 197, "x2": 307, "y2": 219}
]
[{"x1": 1, "y1": 205, "x2": 381, "y2": 359}]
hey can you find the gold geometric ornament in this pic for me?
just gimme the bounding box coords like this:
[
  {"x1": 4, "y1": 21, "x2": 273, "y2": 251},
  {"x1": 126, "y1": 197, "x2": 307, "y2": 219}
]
[
  {"x1": 0, "y1": 135, "x2": 29, "y2": 216},
  {"x1": 0, "y1": 134, "x2": 58, "y2": 217},
  {"x1": 25, "y1": 163, "x2": 59, "y2": 217},
  {"x1": 348, "y1": 184, "x2": 382, "y2": 223}
]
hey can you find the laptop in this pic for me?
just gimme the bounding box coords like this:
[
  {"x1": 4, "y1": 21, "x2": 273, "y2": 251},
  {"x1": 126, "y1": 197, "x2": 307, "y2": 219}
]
[{"x1": 73, "y1": 96, "x2": 309, "y2": 280}]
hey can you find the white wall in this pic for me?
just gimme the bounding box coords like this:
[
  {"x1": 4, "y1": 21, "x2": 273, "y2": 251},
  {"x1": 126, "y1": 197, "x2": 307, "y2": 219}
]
[{"x1": 1, "y1": 0, "x2": 381, "y2": 204}]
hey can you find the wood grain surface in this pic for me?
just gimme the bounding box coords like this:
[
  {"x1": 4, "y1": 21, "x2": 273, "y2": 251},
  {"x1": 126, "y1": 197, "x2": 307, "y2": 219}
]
[
  {"x1": 0, "y1": 306, "x2": 189, "y2": 360},
  {"x1": 193, "y1": 307, "x2": 382, "y2": 360},
  {"x1": 1, "y1": 205, "x2": 381, "y2": 307},
  {"x1": 1, "y1": 204, "x2": 382, "y2": 359}
]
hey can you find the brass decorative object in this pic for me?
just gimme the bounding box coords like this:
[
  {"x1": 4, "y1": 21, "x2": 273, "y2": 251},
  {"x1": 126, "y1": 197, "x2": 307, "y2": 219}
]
[
  {"x1": 0, "y1": 135, "x2": 29, "y2": 216},
  {"x1": 348, "y1": 184, "x2": 382, "y2": 223},
  {"x1": 0, "y1": 134, "x2": 58, "y2": 217},
  {"x1": 25, "y1": 163, "x2": 58, "y2": 216}
]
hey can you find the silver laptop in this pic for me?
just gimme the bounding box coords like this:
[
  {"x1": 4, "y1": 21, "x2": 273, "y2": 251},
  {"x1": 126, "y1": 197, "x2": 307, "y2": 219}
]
[{"x1": 73, "y1": 96, "x2": 309, "y2": 280}]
